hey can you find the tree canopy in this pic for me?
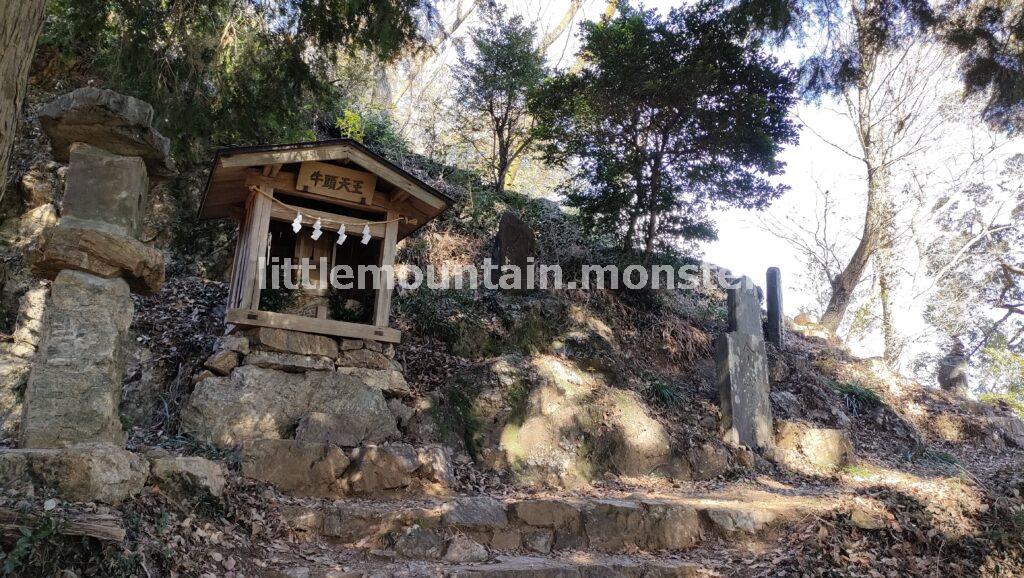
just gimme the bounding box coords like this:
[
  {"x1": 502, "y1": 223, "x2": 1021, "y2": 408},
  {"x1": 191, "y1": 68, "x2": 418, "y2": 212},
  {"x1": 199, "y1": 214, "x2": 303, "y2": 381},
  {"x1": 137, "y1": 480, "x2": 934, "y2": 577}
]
[
  {"x1": 452, "y1": 5, "x2": 547, "y2": 193},
  {"x1": 529, "y1": 2, "x2": 798, "y2": 256}
]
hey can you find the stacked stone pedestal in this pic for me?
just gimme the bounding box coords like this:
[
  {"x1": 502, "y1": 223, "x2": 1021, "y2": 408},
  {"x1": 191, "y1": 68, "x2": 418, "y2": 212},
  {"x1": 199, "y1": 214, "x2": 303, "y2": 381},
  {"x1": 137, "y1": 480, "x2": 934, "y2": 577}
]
[
  {"x1": 2, "y1": 88, "x2": 175, "y2": 504},
  {"x1": 182, "y1": 327, "x2": 452, "y2": 498}
]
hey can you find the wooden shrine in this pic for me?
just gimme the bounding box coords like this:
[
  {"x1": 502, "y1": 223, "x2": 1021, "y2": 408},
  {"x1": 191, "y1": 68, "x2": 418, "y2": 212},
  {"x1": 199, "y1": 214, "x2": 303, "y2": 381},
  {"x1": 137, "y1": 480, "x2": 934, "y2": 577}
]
[{"x1": 200, "y1": 139, "x2": 451, "y2": 343}]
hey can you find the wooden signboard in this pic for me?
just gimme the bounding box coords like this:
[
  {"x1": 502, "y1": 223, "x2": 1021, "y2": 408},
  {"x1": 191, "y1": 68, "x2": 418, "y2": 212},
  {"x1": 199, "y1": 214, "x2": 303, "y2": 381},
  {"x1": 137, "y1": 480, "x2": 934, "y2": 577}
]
[{"x1": 296, "y1": 161, "x2": 377, "y2": 206}]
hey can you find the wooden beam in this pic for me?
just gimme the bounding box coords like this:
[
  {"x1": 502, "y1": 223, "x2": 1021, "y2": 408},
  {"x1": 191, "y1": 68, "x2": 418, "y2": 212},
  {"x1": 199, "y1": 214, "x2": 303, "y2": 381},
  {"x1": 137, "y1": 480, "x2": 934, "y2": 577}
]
[
  {"x1": 374, "y1": 211, "x2": 399, "y2": 327},
  {"x1": 219, "y1": 144, "x2": 353, "y2": 168},
  {"x1": 222, "y1": 145, "x2": 447, "y2": 210},
  {"x1": 226, "y1": 308, "x2": 401, "y2": 343},
  {"x1": 269, "y1": 205, "x2": 387, "y2": 238},
  {"x1": 0, "y1": 507, "x2": 125, "y2": 542}
]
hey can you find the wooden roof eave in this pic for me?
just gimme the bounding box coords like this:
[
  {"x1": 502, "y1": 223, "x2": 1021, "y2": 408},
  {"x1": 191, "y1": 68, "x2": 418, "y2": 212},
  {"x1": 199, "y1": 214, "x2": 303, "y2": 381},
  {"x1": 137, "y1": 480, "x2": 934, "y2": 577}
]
[{"x1": 198, "y1": 139, "x2": 452, "y2": 238}]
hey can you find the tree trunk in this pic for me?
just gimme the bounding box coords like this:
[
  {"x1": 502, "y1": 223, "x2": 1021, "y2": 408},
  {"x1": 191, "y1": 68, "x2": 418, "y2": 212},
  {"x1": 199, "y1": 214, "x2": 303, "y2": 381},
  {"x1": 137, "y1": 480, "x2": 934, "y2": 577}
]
[
  {"x1": 877, "y1": 259, "x2": 898, "y2": 365},
  {"x1": 624, "y1": 212, "x2": 637, "y2": 250},
  {"x1": 874, "y1": 197, "x2": 899, "y2": 365},
  {"x1": 0, "y1": 0, "x2": 46, "y2": 204},
  {"x1": 644, "y1": 210, "x2": 658, "y2": 260},
  {"x1": 819, "y1": 170, "x2": 888, "y2": 331},
  {"x1": 819, "y1": 0, "x2": 889, "y2": 333}
]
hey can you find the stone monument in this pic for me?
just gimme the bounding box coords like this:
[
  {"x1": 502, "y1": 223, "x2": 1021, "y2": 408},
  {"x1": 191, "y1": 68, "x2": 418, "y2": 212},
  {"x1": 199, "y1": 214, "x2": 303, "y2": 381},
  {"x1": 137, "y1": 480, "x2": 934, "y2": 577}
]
[
  {"x1": 489, "y1": 211, "x2": 537, "y2": 288},
  {"x1": 20, "y1": 88, "x2": 171, "y2": 449},
  {"x1": 716, "y1": 277, "x2": 774, "y2": 450}
]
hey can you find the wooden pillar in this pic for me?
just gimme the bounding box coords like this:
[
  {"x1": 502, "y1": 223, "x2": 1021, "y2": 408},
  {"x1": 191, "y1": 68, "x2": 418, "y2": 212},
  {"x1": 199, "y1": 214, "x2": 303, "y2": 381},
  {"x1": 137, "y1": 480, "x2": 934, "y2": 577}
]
[
  {"x1": 374, "y1": 211, "x2": 399, "y2": 328},
  {"x1": 231, "y1": 186, "x2": 273, "y2": 313}
]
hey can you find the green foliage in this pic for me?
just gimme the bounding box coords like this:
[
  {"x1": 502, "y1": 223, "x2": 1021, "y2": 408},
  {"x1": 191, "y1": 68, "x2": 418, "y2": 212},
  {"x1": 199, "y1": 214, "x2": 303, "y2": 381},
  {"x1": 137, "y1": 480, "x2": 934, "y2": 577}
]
[
  {"x1": 40, "y1": 0, "x2": 431, "y2": 271},
  {"x1": 453, "y1": 4, "x2": 547, "y2": 192},
  {"x1": 397, "y1": 288, "x2": 565, "y2": 358},
  {"x1": 529, "y1": 2, "x2": 797, "y2": 255},
  {"x1": 942, "y1": 1, "x2": 1024, "y2": 133},
  {"x1": 429, "y1": 379, "x2": 485, "y2": 458},
  {"x1": 980, "y1": 392, "x2": 1024, "y2": 419},
  {"x1": 827, "y1": 379, "x2": 883, "y2": 414},
  {"x1": 648, "y1": 380, "x2": 686, "y2": 407},
  {"x1": 258, "y1": 287, "x2": 298, "y2": 313},
  {"x1": 0, "y1": 516, "x2": 134, "y2": 576},
  {"x1": 327, "y1": 285, "x2": 375, "y2": 324}
]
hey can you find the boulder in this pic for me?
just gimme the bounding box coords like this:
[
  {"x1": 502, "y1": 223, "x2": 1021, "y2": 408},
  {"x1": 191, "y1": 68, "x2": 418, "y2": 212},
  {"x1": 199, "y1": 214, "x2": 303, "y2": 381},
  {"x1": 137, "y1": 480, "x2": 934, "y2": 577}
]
[
  {"x1": 342, "y1": 444, "x2": 416, "y2": 495},
  {"x1": 38, "y1": 88, "x2": 175, "y2": 179},
  {"x1": 180, "y1": 366, "x2": 393, "y2": 447},
  {"x1": 295, "y1": 410, "x2": 399, "y2": 447},
  {"x1": 15, "y1": 204, "x2": 58, "y2": 246},
  {"x1": 490, "y1": 529, "x2": 522, "y2": 550},
  {"x1": 522, "y1": 530, "x2": 554, "y2": 553},
  {"x1": 247, "y1": 327, "x2": 338, "y2": 358},
  {"x1": 336, "y1": 348, "x2": 391, "y2": 370},
  {"x1": 20, "y1": 270, "x2": 132, "y2": 448},
  {"x1": 0, "y1": 444, "x2": 148, "y2": 504},
  {"x1": 342, "y1": 444, "x2": 453, "y2": 496},
  {"x1": 244, "y1": 350, "x2": 334, "y2": 373},
  {"x1": 336, "y1": 367, "x2": 410, "y2": 397},
  {"x1": 512, "y1": 499, "x2": 584, "y2": 549},
  {"x1": 203, "y1": 350, "x2": 239, "y2": 376},
  {"x1": 444, "y1": 535, "x2": 490, "y2": 563},
  {"x1": 688, "y1": 442, "x2": 732, "y2": 480},
  {"x1": 149, "y1": 456, "x2": 226, "y2": 498},
  {"x1": 29, "y1": 225, "x2": 165, "y2": 294},
  {"x1": 387, "y1": 398, "x2": 415, "y2": 429},
  {"x1": 442, "y1": 497, "x2": 508, "y2": 530},
  {"x1": 774, "y1": 421, "x2": 855, "y2": 473},
  {"x1": 241, "y1": 439, "x2": 349, "y2": 498},
  {"x1": 478, "y1": 355, "x2": 684, "y2": 488}
]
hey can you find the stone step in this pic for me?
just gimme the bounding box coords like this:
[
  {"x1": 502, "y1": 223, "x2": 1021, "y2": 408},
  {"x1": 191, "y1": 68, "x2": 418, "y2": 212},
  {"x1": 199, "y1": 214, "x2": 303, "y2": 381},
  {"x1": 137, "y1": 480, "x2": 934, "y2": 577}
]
[
  {"x1": 273, "y1": 554, "x2": 717, "y2": 577},
  {"x1": 279, "y1": 488, "x2": 838, "y2": 560}
]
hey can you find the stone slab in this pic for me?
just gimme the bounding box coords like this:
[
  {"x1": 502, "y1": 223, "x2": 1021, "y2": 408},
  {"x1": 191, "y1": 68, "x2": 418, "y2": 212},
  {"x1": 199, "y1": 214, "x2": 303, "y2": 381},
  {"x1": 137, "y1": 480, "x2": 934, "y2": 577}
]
[
  {"x1": 59, "y1": 143, "x2": 149, "y2": 239},
  {"x1": 20, "y1": 270, "x2": 132, "y2": 448},
  {"x1": 38, "y1": 88, "x2": 175, "y2": 179},
  {"x1": 766, "y1": 267, "x2": 783, "y2": 348},
  {"x1": 295, "y1": 410, "x2": 399, "y2": 447},
  {"x1": 29, "y1": 224, "x2": 165, "y2": 294},
  {"x1": 716, "y1": 332, "x2": 773, "y2": 450},
  {"x1": 727, "y1": 277, "x2": 763, "y2": 336}
]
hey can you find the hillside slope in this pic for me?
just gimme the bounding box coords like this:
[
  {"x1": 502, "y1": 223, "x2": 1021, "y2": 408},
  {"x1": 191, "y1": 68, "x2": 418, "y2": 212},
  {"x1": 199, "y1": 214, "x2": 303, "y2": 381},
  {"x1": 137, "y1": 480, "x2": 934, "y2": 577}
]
[{"x1": 0, "y1": 87, "x2": 1023, "y2": 577}]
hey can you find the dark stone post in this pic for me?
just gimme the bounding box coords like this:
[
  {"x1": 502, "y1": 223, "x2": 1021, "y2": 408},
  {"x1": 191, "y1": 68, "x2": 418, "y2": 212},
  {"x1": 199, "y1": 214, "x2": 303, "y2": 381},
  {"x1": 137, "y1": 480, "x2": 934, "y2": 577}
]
[{"x1": 766, "y1": 267, "x2": 783, "y2": 349}]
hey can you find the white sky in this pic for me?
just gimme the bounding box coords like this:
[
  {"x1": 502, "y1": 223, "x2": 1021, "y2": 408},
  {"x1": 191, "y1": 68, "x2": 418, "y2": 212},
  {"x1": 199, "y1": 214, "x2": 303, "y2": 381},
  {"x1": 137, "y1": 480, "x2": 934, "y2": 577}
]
[{"x1": 411, "y1": 0, "x2": 1023, "y2": 367}]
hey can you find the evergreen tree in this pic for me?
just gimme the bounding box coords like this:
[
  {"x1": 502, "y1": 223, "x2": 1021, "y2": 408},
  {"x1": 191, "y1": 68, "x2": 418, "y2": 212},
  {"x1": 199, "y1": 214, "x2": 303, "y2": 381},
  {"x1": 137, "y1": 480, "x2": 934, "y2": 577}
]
[
  {"x1": 452, "y1": 5, "x2": 547, "y2": 193},
  {"x1": 529, "y1": 3, "x2": 797, "y2": 257}
]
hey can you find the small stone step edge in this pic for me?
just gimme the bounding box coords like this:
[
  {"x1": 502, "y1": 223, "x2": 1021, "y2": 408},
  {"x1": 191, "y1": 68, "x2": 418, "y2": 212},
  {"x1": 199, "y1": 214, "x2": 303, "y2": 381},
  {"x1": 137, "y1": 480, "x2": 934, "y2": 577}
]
[
  {"x1": 271, "y1": 553, "x2": 718, "y2": 578},
  {"x1": 280, "y1": 494, "x2": 829, "y2": 558}
]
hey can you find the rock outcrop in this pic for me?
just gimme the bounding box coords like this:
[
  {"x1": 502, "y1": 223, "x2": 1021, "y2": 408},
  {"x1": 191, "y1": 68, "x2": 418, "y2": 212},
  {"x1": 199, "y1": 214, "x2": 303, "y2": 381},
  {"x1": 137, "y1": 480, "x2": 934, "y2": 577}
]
[
  {"x1": 181, "y1": 365, "x2": 397, "y2": 447},
  {"x1": 0, "y1": 444, "x2": 148, "y2": 504}
]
